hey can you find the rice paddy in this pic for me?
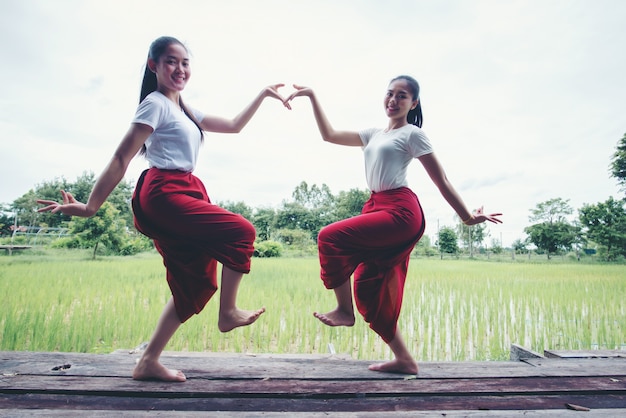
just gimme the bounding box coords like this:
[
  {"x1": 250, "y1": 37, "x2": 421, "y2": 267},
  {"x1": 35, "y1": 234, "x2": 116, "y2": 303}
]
[{"x1": 1, "y1": 250, "x2": 624, "y2": 361}]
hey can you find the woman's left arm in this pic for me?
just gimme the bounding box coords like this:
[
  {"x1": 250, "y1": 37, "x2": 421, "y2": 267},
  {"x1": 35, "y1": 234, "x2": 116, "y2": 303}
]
[
  {"x1": 418, "y1": 152, "x2": 502, "y2": 225},
  {"x1": 199, "y1": 84, "x2": 289, "y2": 133}
]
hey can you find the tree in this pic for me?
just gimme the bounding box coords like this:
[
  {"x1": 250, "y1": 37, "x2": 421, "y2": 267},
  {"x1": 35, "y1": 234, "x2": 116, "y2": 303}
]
[
  {"x1": 610, "y1": 133, "x2": 626, "y2": 193},
  {"x1": 579, "y1": 196, "x2": 626, "y2": 261},
  {"x1": 251, "y1": 207, "x2": 276, "y2": 241},
  {"x1": 333, "y1": 188, "x2": 370, "y2": 220},
  {"x1": 525, "y1": 222, "x2": 579, "y2": 259},
  {"x1": 291, "y1": 181, "x2": 335, "y2": 209},
  {"x1": 10, "y1": 172, "x2": 135, "y2": 232},
  {"x1": 0, "y1": 204, "x2": 13, "y2": 237},
  {"x1": 274, "y1": 201, "x2": 323, "y2": 240},
  {"x1": 525, "y1": 198, "x2": 579, "y2": 259},
  {"x1": 70, "y1": 202, "x2": 126, "y2": 259},
  {"x1": 219, "y1": 200, "x2": 253, "y2": 220},
  {"x1": 457, "y1": 218, "x2": 487, "y2": 254},
  {"x1": 437, "y1": 226, "x2": 459, "y2": 256},
  {"x1": 511, "y1": 238, "x2": 528, "y2": 254},
  {"x1": 12, "y1": 178, "x2": 71, "y2": 228}
]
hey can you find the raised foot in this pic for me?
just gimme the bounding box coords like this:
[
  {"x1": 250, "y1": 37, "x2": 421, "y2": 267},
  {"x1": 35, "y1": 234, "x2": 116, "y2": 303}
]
[
  {"x1": 368, "y1": 358, "x2": 418, "y2": 375},
  {"x1": 313, "y1": 308, "x2": 355, "y2": 327},
  {"x1": 132, "y1": 360, "x2": 186, "y2": 382},
  {"x1": 218, "y1": 307, "x2": 266, "y2": 332}
]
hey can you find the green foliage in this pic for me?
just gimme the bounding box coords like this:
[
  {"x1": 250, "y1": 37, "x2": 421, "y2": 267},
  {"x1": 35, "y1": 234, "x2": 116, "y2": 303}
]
[
  {"x1": 457, "y1": 216, "x2": 487, "y2": 250},
  {"x1": 579, "y1": 196, "x2": 626, "y2": 261},
  {"x1": 610, "y1": 133, "x2": 626, "y2": 193},
  {"x1": 525, "y1": 222, "x2": 579, "y2": 259},
  {"x1": 251, "y1": 207, "x2": 277, "y2": 241},
  {"x1": 274, "y1": 228, "x2": 315, "y2": 247},
  {"x1": 254, "y1": 240, "x2": 283, "y2": 257},
  {"x1": 529, "y1": 197, "x2": 574, "y2": 223},
  {"x1": 70, "y1": 202, "x2": 126, "y2": 259},
  {"x1": 438, "y1": 226, "x2": 459, "y2": 254},
  {"x1": 525, "y1": 198, "x2": 580, "y2": 259},
  {"x1": 291, "y1": 181, "x2": 335, "y2": 209},
  {"x1": 334, "y1": 188, "x2": 370, "y2": 219},
  {"x1": 118, "y1": 235, "x2": 154, "y2": 256},
  {"x1": 218, "y1": 200, "x2": 253, "y2": 220}
]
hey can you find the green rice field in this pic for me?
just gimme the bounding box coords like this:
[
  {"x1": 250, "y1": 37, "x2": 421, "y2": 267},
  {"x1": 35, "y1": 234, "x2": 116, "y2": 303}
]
[{"x1": 1, "y1": 250, "x2": 624, "y2": 362}]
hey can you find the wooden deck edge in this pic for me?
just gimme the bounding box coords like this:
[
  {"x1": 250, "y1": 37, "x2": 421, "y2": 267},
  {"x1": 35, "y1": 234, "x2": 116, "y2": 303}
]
[{"x1": 2, "y1": 409, "x2": 625, "y2": 417}]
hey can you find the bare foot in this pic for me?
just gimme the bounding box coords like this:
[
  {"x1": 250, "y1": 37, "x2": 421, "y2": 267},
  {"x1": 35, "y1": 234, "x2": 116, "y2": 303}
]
[
  {"x1": 218, "y1": 307, "x2": 266, "y2": 332},
  {"x1": 368, "y1": 358, "x2": 418, "y2": 375},
  {"x1": 313, "y1": 308, "x2": 355, "y2": 327},
  {"x1": 132, "y1": 359, "x2": 186, "y2": 382}
]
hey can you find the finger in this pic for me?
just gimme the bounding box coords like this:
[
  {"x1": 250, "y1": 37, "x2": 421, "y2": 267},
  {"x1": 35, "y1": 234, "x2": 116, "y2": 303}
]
[
  {"x1": 36, "y1": 199, "x2": 57, "y2": 205},
  {"x1": 37, "y1": 205, "x2": 56, "y2": 213},
  {"x1": 61, "y1": 190, "x2": 70, "y2": 204}
]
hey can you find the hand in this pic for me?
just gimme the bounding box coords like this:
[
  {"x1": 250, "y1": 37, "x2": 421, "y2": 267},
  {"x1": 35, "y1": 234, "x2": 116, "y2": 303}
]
[
  {"x1": 263, "y1": 83, "x2": 292, "y2": 110},
  {"x1": 464, "y1": 206, "x2": 502, "y2": 225},
  {"x1": 286, "y1": 84, "x2": 314, "y2": 103},
  {"x1": 36, "y1": 190, "x2": 93, "y2": 217}
]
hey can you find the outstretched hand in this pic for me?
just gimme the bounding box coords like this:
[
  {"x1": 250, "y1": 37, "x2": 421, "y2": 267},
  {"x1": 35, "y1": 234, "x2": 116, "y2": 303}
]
[
  {"x1": 286, "y1": 84, "x2": 313, "y2": 102},
  {"x1": 264, "y1": 83, "x2": 292, "y2": 110},
  {"x1": 465, "y1": 206, "x2": 502, "y2": 226},
  {"x1": 36, "y1": 190, "x2": 92, "y2": 217}
]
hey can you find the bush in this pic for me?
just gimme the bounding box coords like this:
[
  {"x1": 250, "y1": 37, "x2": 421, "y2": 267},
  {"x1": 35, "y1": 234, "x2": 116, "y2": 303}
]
[
  {"x1": 254, "y1": 240, "x2": 283, "y2": 258},
  {"x1": 118, "y1": 236, "x2": 154, "y2": 256},
  {"x1": 50, "y1": 236, "x2": 82, "y2": 249}
]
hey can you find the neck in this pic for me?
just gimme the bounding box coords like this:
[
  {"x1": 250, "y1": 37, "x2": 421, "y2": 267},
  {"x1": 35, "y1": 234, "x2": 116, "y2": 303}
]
[
  {"x1": 386, "y1": 120, "x2": 408, "y2": 131},
  {"x1": 157, "y1": 88, "x2": 181, "y2": 107}
]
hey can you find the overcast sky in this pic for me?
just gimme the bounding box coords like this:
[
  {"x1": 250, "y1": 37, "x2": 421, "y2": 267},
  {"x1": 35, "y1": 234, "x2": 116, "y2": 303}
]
[{"x1": 1, "y1": 0, "x2": 625, "y2": 247}]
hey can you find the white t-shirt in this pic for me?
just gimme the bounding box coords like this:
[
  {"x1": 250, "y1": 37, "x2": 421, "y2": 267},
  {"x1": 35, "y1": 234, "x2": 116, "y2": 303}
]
[
  {"x1": 132, "y1": 91, "x2": 205, "y2": 172},
  {"x1": 359, "y1": 124, "x2": 433, "y2": 192}
]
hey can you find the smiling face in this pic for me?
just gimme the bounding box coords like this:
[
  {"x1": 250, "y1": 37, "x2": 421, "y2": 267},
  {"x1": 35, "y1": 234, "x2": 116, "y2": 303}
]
[
  {"x1": 384, "y1": 79, "x2": 418, "y2": 123},
  {"x1": 149, "y1": 42, "x2": 190, "y2": 96}
]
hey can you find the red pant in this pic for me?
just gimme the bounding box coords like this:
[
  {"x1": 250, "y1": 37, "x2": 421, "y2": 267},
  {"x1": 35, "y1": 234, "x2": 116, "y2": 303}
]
[
  {"x1": 132, "y1": 168, "x2": 255, "y2": 322},
  {"x1": 318, "y1": 187, "x2": 425, "y2": 343}
]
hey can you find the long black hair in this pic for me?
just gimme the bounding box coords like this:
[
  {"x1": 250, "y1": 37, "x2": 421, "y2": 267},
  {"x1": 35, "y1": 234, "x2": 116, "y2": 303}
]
[
  {"x1": 139, "y1": 36, "x2": 204, "y2": 154},
  {"x1": 390, "y1": 75, "x2": 423, "y2": 128}
]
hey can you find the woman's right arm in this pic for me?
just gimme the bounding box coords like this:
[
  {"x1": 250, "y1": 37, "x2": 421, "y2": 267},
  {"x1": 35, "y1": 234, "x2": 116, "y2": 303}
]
[
  {"x1": 288, "y1": 85, "x2": 362, "y2": 147},
  {"x1": 37, "y1": 123, "x2": 153, "y2": 217}
]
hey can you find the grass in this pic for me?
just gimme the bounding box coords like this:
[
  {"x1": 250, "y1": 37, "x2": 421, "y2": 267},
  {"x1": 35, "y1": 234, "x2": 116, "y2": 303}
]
[{"x1": 1, "y1": 249, "x2": 624, "y2": 361}]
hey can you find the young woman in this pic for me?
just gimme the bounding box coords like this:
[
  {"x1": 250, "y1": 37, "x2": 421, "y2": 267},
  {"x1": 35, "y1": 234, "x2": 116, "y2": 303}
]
[
  {"x1": 37, "y1": 36, "x2": 289, "y2": 382},
  {"x1": 287, "y1": 75, "x2": 502, "y2": 375}
]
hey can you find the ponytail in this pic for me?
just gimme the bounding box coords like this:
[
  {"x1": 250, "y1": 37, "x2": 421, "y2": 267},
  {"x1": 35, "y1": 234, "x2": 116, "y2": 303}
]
[{"x1": 407, "y1": 101, "x2": 423, "y2": 128}]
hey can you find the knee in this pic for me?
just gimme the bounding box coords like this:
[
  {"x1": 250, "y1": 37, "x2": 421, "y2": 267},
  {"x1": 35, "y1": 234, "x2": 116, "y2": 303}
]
[
  {"x1": 240, "y1": 217, "x2": 256, "y2": 242},
  {"x1": 318, "y1": 224, "x2": 338, "y2": 246}
]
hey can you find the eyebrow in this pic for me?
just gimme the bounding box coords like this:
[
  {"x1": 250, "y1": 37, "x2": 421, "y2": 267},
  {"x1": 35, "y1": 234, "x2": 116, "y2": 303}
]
[{"x1": 165, "y1": 55, "x2": 189, "y2": 61}]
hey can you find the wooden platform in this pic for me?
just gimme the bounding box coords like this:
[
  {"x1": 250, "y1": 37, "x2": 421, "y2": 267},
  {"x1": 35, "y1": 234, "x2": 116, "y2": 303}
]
[{"x1": 1, "y1": 350, "x2": 625, "y2": 416}]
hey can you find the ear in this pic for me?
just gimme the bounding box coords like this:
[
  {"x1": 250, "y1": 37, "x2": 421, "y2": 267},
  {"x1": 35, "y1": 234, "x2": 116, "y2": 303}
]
[
  {"x1": 411, "y1": 99, "x2": 419, "y2": 110},
  {"x1": 147, "y1": 58, "x2": 157, "y2": 73}
]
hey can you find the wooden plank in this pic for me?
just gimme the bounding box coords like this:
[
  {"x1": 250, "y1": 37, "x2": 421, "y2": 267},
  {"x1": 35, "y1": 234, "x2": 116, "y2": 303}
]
[
  {"x1": 2, "y1": 374, "x2": 625, "y2": 396},
  {"x1": 0, "y1": 351, "x2": 543, "y2": 380},
  {"x1": 523, "y1": 358, "x2": 626, "y2": 376},
  {"x1": 1, "y1": 392, "x2": 626, "y2": 414},
  {"x1": 545, "y1": 349, "x2": 626, "y2": 359},
  {"x1": 3, "y1": 408, "x2": 626, "y2": 417}
]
